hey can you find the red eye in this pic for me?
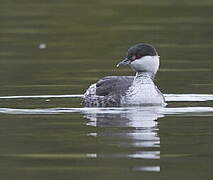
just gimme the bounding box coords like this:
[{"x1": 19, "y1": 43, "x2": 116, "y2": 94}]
[{"x1": 136, "y1": 55, "x2": 143, "y2": 59}]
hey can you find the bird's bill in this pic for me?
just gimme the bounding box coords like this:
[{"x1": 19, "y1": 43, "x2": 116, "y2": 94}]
[{"x1": 116, "y1": 58, "x2": 131, "y2": 67}]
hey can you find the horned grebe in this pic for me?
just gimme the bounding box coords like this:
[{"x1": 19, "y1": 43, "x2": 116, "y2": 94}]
[{"x1": 82, "y1": 43, "x2": 165, "y2": 107}]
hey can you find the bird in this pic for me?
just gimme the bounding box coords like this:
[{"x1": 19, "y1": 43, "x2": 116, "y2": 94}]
[{"x1": 82, "y1": 43, "x2": 165, "y2": 107}]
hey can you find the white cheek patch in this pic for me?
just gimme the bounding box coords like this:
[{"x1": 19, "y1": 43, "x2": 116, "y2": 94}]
[{"x1": 130, "y1": 56, "x2": 159, "y2": 74}]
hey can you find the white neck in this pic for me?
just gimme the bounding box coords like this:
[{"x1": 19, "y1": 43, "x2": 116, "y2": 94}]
[
  {"x1": 136, "y1": 71, "x2": 154, "y2": 79},
  {"x1": 134, "y1": 71, "x2": 154, "y2": 84},
  {"x1": 130, "y1": 56, "x2": 160, "y2": 79}
]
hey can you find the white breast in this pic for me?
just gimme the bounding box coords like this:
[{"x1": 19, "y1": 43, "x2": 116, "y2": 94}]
[{"x1": 121, "y1": 79, "x2": 165, "y2": 106}]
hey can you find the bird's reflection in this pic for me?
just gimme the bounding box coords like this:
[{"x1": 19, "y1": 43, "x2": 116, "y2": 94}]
[{"x1": 82, "y1": 107, "x2": 164, "y2": 172}]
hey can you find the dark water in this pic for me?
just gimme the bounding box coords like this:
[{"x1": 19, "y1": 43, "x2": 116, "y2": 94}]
[{"x1": 0, "y1": 0, "x2": 213, "y2": 179}]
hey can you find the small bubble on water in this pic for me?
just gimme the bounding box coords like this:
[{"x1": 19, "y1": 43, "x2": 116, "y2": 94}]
[{"x1": 38, "y1": 43, "x2": 47, "y2": 49}]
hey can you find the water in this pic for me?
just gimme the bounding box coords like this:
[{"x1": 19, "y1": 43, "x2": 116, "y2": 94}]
[{"x1": 1, "y1": 0, "x2": 213, "y2": 179}]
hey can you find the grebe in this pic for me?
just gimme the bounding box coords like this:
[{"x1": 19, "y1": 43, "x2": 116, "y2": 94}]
[{"x1": 82, "y1": 43, "x2": 165, "y2": 107}]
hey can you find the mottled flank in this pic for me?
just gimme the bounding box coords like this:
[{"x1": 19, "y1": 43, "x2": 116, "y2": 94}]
[{"x1": 82, "y1": 76, "x2": 134, "y2": 107}]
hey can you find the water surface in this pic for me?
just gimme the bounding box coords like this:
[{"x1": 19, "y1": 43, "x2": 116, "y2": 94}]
[{"x1": 0, "y1": 0, "x2": 213, "y2": 179}]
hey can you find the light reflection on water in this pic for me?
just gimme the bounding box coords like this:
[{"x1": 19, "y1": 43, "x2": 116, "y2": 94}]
[
  {"x1": 0, "y1": 93, "x2": 212, "y2": 174},
  {"x1": 83, "y1": 104, "x2": 162, "y2": 173},
  {"x1": 84, "y1": 108, "x2": 161, "y2": 166}
]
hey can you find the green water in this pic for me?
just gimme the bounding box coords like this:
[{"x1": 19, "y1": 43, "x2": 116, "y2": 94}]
[{"x1": 0, "y1": 0, "x2": 213, "y2": 179}]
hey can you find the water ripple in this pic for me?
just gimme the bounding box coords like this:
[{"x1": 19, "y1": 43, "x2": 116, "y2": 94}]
[
  {"x1": 0, "y1": 93, "x2": 212, "y2": 115},
  {"x1": 0, "y1": 106, "x2": 212, "y2": 115},
  {"x1": 0, "y1": 93, "x2": 212, "y2": 101}
]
